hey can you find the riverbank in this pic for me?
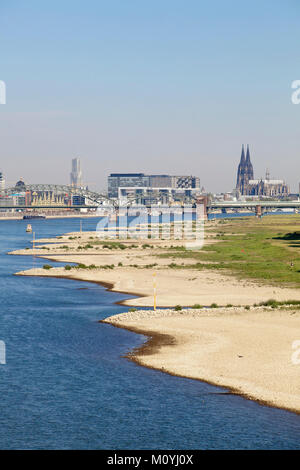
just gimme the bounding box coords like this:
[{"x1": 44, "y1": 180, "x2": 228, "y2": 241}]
[
  {"x1": 11, "y1": 214, "x2": 300, "y2": 306},
  {"x1": 0, "y1": 213, "x2": 102, "y2": 220},
  {"x1": 11, "y1": 214, "x2": 300, "y2": 414},
  {"x1": 102, "y1": 307, "x2": 300, "y2": 414}
]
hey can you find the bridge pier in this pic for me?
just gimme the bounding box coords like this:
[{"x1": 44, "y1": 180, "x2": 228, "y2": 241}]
[
  {"x1": 196, "y1": 196, "x2": 208, "y2": 220},
  {"x1": 255, "y1": 205, "x2": 262, "y2": 218}
]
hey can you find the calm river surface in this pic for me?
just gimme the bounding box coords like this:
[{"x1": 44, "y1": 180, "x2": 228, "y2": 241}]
[{"x1": 0, "y1": 216, "x2": 299, "y2": 449}]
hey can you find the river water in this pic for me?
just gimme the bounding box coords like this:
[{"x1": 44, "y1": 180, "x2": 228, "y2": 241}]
[{"x1": 0, "y1": 217, "x2": 299, "y2": 449}]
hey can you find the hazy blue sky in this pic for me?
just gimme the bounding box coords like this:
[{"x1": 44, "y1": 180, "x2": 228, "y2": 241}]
[{"x1": 0, "y1": 0, "x2": 299, "y2": 192}]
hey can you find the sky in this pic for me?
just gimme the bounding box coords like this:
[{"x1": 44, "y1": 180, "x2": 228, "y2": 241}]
[{"x1": 0, "y1": 0, "x2": 300, "y2": 193}]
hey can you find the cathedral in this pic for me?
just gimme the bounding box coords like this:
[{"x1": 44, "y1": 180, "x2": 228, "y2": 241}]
[
  {"x1": 236, "y1": 145, "x2": 289, "y2": 197},
  {"x1": 236, "y1": 145, "x2": 254, "y2": 194}
]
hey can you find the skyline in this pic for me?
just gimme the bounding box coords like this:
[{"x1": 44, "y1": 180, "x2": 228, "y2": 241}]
[
  {"x1": 0, "y1": 1, "x2": 300, "y2": 192},
  {"x1": 0, "y1": 145, "x2": 292, "y2": 195}
]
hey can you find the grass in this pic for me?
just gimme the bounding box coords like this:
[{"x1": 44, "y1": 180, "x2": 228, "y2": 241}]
[{"x1": 158, "y1": 215, "x2": 300, "y2": 287}]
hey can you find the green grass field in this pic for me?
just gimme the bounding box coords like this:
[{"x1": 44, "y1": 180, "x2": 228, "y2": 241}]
[{"x1": 160, "y1": 215, "x2": 300, "y2": 287}]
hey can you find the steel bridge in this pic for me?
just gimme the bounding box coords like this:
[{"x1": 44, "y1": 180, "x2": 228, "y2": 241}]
[
  {"x1": 209, "y1": 200, "x2": 300, "y2": 216},
  {"x1": 210, "y1": 201, "x2": 300, "y2": 210},
  {"x1": 0, "y1": 184, "x2": 109, "y2": 204},
  {"x1": 0, "y1": 184, "x2": 299, "y2": 215},
  {"x1": 0, "y1": 184, "x2": 200, "y2": 209}
]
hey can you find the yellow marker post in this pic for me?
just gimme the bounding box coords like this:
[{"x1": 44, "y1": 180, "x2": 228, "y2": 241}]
[{"x1": 153, "y1": 272, "x2": 157, "y2": 311}]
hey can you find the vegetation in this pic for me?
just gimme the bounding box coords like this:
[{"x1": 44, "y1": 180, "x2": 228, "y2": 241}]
[
  {"x1": 42, "y1": 264, "x2": 53, "y2": 270},
  {"x1": 159, "y1": 215, "x2": 300, "y2": 287}
]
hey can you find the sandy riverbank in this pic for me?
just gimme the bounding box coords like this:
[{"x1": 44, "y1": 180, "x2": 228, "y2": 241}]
[
  {"x1": 12, "y1": 228, "x2": 300, "y2": 307},
  {"x1": 103, "y1": 307, "x2": 300, "y2": 413},
  {"x1": 10, "y1": 222, "x2": 300, "y2": 413},
  {"x1": 15, "y1": 263, "x2": 300, "y2": 307}
]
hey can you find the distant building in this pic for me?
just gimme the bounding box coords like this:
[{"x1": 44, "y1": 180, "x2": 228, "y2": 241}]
[
  {"x1": 15, "y1": 178, "x2": 26, "y2": 191},
  {"x1": 108, "y1": 173, "x2": 150, "y2": 198},
  {"x1": 149, "y1": 175, "x2": 173, "y2": 188},
  {"x1": 108, "y1": 173, "x2": 200, "y2": 198},
  {"x1": 0, "y1": 171, "x2": 5, "y2": 191},
  {"x1": 247, "y1": 172, "x2": 289, "y2": 198},
  {"x1": 72, "y1": 194, "x2": 86, "y2": 206},
  {"x1": 236, "y1": 146, "x2": 289, "y2": 197},
  {"x1": 174, "y1": 175, "x2": 200, "y2": 189},
  {"x1": 70, "y1": 158, "x2": 83, "y2": 188},
  {"x1": 236, "y1": 145, "x2": 254, "y2": 194}
]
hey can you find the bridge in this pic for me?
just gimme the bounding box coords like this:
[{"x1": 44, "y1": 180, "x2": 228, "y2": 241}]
[
  {"x1": 0, "y1": 184, "x2": 202, "y2": 209},
  {"x1": 0, "y1": 184, "x2": 112, "y2": 209},
  {"x1": 0, "y1": 184, "x2": 299, "y2": 216},
  {"x1": 209, "y1": 200, "x2": 300, "y2": 217}
]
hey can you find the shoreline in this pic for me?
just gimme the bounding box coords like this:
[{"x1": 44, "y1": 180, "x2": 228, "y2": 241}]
[
  {"x1": 102, "y1": 308, "x2": 300, "y2": 415},
  {"x1": 0, "y1": 214, "x2": 103, "y2": 221},
  {"x1": 17, "y1": 262, "x2": 300, "y2": 415},
  {"x1": 10, "y1": 218, "x2": 300, "y2": 416},
  {"x1": 15, "y1": 272, "x2": 148, "y2": 306},
  {"x1": 104, "y1": 322, "x2": 285, "y2": 412}
]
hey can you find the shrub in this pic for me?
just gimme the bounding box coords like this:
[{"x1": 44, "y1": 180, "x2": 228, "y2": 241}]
[
  {"x1": 259, "y1": 299, "x2": 278, "y2": 308},
  {"x1": 129, "y1": 308, "x2": 137, "y2": 312},
  {"x1": 77, "y1": 263, "x2": 87, "y2": 269},
  {"x1": 245, "y1": 305, "x2": 250, "y2": 310},
  {"x1": 174, "y1": 305, "x2": 182, "y2": 311},
  {"x1": 64, "y1": 265, "x2": 72, "y2": 271},
  {"x1": 118, "y1": 262, "x2": 123, "y2": 267},
  {"x1": 43, "y1": 264, "x2": 52, "y2": 270},
  {"x1": 210, "y1": 303, "x2": 218, "y2": 308},
  {"x1": 192, "y1": 304, "x2": 203, "y2": 309}
]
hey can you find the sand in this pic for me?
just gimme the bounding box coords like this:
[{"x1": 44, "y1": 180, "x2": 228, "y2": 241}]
[
  {"x1": 103, "y1": 308, "x2": 300, "y2": 413},
  {"x1": 10, "y1": 229, "x2": 300, "y2": 413},
  {"x1": 15, "y1": 262, "x2": 300, "y2": 307},
  {"x1": 12, "y1": 229, "x2": 300, "y2": 307}
]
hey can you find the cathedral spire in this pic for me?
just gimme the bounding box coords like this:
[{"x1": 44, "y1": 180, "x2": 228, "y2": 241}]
[
  {"x1": 246, "y1": 144, "x2": 250, "y2": 163},
  {"x1": 240, "y1": 145, "x2": 246, "y2": 164},
  {"x1": 245, "y1": 144, "x2": 254, "y2": 180}
]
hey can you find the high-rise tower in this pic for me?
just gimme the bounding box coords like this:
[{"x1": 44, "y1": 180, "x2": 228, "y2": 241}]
[
  {"x1": 0, "y1": 171, "x2": 5, "y2": 191},
  {"x1": 236, "y1": 145, "x2": 254, "y2": 194},
  {"x1": 70, "y1": 158, "x2": 82, "y2": 188}
]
